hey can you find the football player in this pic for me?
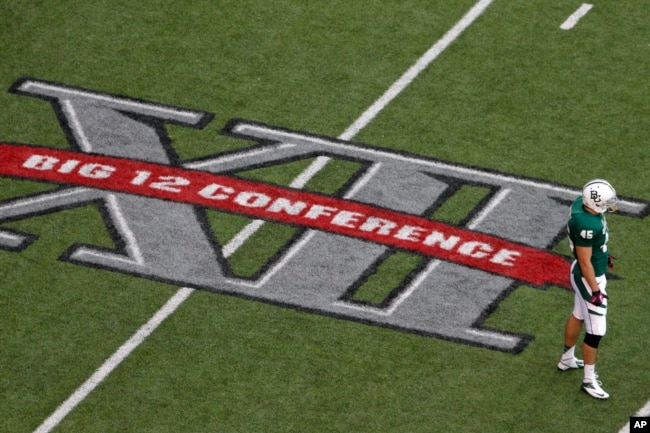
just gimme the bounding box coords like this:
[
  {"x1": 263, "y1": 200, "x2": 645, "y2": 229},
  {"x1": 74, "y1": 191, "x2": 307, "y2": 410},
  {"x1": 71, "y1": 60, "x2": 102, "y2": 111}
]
[{"x1": 558, "y1": 179, "x2": 618, "y2": 400}]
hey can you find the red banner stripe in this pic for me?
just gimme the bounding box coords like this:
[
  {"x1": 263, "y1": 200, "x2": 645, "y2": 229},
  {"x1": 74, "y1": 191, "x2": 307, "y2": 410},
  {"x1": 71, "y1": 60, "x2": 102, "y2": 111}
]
[{"x1": 0, "y1": 143, "x2": 571, "y2": 288}]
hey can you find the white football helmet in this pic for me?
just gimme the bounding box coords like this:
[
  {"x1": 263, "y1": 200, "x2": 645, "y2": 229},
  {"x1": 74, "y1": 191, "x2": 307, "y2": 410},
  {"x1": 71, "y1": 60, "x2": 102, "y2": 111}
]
[{"x1": 582, "y1": 179, "x2": 618, "y2": 213}]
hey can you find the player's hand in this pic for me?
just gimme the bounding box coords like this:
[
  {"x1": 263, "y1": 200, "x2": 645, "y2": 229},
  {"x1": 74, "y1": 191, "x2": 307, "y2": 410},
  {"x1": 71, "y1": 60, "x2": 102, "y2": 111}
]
[
  {"x1": 590, "y1": 291, "x2": 607, "y2": 306},
  {"x1": 608, "y1": 254, "x2": 617, "y2": 270}
]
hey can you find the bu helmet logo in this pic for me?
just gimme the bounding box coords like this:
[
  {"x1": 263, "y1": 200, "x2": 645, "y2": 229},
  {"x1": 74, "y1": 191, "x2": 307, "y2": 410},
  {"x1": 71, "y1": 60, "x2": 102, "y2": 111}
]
[
  {"x1": 1, "y1": 77, "x2": 648, "y2": 353},
  {"x1": 591, "y1": 190, "x2": 601, "y2": 202}
]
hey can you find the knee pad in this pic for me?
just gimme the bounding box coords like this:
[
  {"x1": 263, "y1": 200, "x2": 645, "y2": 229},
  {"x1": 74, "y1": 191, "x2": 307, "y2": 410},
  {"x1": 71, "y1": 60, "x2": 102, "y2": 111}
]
[{"x1": 584, "y1": 333, "x2": 602, "y2": 349}]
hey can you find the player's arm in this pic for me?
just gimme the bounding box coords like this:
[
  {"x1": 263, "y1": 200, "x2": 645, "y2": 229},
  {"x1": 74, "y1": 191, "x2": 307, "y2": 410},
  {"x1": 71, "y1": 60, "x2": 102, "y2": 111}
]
[
  {"x1": 575, "y1": 246, "x2": 599, "y2": 292},
  {"x1": 575, "y1": 245, "x2": 603, "y2": 301}
]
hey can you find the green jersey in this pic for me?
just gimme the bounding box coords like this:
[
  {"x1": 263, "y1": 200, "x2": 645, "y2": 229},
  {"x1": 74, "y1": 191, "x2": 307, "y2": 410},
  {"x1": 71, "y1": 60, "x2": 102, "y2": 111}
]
[{"x1": 567, "y1": 197, "x2": 610, "y2": 277}]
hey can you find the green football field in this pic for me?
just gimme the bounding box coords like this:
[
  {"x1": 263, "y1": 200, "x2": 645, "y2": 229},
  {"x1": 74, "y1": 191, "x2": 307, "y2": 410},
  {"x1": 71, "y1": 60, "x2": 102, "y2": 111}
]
[{"x1": 1, "y1": 1, "x2": 649, "y2": 432}]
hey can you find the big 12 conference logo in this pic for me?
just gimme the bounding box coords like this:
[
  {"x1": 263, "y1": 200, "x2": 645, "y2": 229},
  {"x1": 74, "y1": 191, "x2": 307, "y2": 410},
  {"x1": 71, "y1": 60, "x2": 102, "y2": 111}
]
[{"x1": 1, "y1": 77, "x2": 648, "y2": 353}]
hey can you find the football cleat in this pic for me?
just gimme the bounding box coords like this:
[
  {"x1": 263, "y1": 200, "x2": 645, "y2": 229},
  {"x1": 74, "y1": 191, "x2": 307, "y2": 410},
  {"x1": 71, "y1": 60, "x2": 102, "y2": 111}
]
[
  {"x1": 557, "y1": 357, "x2": 585, "y2": 371},
  {"x1": 581, "y1": 378, "x2": 609, "y2": 399}
]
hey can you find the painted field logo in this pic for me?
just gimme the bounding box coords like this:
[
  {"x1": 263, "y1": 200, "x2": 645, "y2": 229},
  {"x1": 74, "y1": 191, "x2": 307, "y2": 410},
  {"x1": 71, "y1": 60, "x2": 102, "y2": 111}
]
[{"x1": 1, "y1": 77, "x2": 648, "y2": 353}]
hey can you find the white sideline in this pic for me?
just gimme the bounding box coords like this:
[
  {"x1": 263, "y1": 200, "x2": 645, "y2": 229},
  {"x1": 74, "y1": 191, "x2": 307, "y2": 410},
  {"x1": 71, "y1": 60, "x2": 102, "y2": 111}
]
[
  {"x1": 618, "y1": 400, "x2": 650, "y2": 433},
  {"x1": 32, "y1": 1, "x2": 495, "y2": 431}
]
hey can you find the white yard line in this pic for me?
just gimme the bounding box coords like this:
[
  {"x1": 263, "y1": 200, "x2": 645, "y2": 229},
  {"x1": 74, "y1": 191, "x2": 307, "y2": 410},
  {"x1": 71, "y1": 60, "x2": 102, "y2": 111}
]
[
  {"x1": 212, "y1": 0, "x2": 496, "y2": 274},
  {"x1": 339, "y1": 0, "x2": 495, "y2": 142},
  {"x1": 618, "y1": 400, "x2": 650, "y2": 433},
  {"x1": 560, "y1": 3, "x2": 593, "y2": 30},
  {"x1": 32, "y1": 2, "x2": 495, "y2": 431},
  {"x1": 32, "y1": 287, "x2": 195, "y2": 433}
]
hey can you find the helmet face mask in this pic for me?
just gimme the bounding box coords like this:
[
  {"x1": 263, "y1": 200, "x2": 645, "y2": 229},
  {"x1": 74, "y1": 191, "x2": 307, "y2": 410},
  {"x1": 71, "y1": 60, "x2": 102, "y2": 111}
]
[{"x1": 582, "y1": 179, "x2": 618, "y2": 214}]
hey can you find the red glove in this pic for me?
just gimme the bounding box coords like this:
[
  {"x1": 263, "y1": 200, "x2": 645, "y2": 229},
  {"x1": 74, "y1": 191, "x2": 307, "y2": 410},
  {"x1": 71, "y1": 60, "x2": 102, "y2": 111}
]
[
  {"x1": 608, "y1": 254, "x2": 617, "y2": 270},
  {"x1": 590, "y1": 291, "x2": 607, "y2": 306}
]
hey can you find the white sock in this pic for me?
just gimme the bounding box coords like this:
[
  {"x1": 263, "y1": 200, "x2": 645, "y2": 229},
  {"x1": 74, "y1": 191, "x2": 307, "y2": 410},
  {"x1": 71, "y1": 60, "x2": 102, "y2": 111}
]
[
  {"x1": 584, "y1": 364, "x2": 596, "y2": 381},
  {"x1": 562, "y1": 345, "x2": 576, "y2": 359}
]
